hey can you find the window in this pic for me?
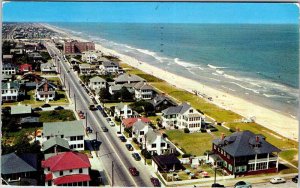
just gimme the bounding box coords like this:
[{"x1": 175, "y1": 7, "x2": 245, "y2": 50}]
[
  {"x1": 77, "y1": 136, "x2": 83, "y2": 140},
  {"x1": 79, "y1": 168, "x2": 83, "y2": 173},
  {"x1": 59, "y1": 171, "x2": 63, "y2": 176},
  {"x1": 161, "y1": 143, "x2": 166, "y2": 147},
  {"x1": 228, "y1": 164, "x2": 232, "y2": 172},
  {"x1": 189, "y1": 109, "x2": 193, "y2": 113},
  {"x1": 256, "y1": 162, "x2": 267, "y2": 170},
  {"x1": 77, "y1": 144, "x2": 83, "y2": 148},
  {"x1": 48, "y1": 167, "x2": 50, "y2": 171},
  {"x1": 61, "y1": 135, "x2": 64, "y2": 138},
  {"x1": 152, "y1": 144, "x2": 156, "y2": 148},
  {"x1": 70, "y1": 136, "x2": 76, "y2": 141},
  {"x1": 248, "y1": 164, "x2": 255, "y2": 171},
  {"x1": 69, "y1": 169, "x2": 73, "y2": 173},
  {"x1": 140, "y1": 131, "x2": 144, "y2": 135}
]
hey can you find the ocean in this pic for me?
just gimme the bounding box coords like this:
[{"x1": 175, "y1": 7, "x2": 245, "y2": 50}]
[{"x1": 51, "y1": 22, "x2": 299, "y2": 117}]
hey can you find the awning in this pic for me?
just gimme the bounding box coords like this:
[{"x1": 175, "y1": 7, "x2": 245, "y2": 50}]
[{"x1": 54, "y1": 174, "x2": 91, "y2": 185}]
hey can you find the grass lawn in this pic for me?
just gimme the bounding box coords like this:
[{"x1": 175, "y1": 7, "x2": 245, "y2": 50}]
[
  {"x1": 280, "y1": 149, "x2": 298, "y2": 167},
  {"x1": 3, "y1": 127, "x2": 36, "y2": 145},
  {"x1": 37, "y1": 110, "x2": 76, "y2": 122},
  {"x1": 103, "y1": 102, "x2": 132, "y2": 108}
]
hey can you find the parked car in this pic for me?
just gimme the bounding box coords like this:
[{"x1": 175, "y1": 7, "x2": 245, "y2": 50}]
[
  {"x1": 97, "y1": 105, "x2": 102, "y2": 111},
  {"x1": 292, "y1": 175, "x2": 298, "y2": 183},
  {"x1": 41, "y1": 104, "x2": 51, "y2": 108},
  {"x1": 109, "y1": 121, "x2": 115, "y2": 127},
  {"x1": 132, "y1": 153, "x2": 141, "y2": 161},
  {"x1": 150, "y1": 177, "x2": 160, "y2": 187},
  {"x1": 125, "y1": 144, "x2": 133, "y2": 151},
  {"x1": 101, "y1": 126, "x2": 108, "y2": 132},
  {"x1": 33, "y1": 107, "x2": 43, "y2": 111},
  {"x1": 54, "y1": 106, "x2": 64, "y2": 110},
  {"x1": 270, "y1": 177, "x2": 286, "y2": 184},
  {"x1": 86, "y1": 127, "x2": 93, "y2": 133},
  {"x1": 211, "y1": 183, "x2": 225, "y2": 187},
  {"x1": 234, "y1": 181, "x2": 252, "y2": 188},
  {"x1": 118, "y1": 136, "x2": 127, "y2": 142},
  {"x1": 129, "y1": 167, "x2": 139, "y2": 176},
  {"x1": 106, "y1": 117, "x2": 112, "y2": 122}
]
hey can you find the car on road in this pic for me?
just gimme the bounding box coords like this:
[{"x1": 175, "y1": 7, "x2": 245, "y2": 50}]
[
  {"x1": 86, "y1": 127, "x2": 93, "y2": 133},
  {"x1": 125, "y1": 144, "x2": 133, "y2": 151},
  {"x1": 270, "y1": 177, "x2": 286, "y2": 184},
  {"x1": 150, "y1": 177, "x2": 160, "y2": 187},
  {"x1": 129, "y1": 167, "x2": 139, "y2": 176},
  {"x1": 41, "y1": 104, "x2": 51, "y2": 108},
  {"x1": 211, "y1": 183, "x2": 225, "y2": 187},
  {"x1": 106, "y1": 117, "x2": 112, "y2": 122},
  {"x1": 33, "y1": 107, "x2": 43, "y2": 111},
  {"x1": 109, "y1": 121, "x2": 115, "y2": 127},
  {"x1": 54, "y1": 106, "x2": 64, "y2": 110},
  {"x1": 118, "y1": 136, "x2": 127, "y2": 142},
  {"x1": 292, "y1": 175, "x2": 298, "y2": 183},
  {"x1": 132, "y1": 153, "x2": 141, "y2": 161},
  {"x1": 234, "y1": 181, "x2": 252, "y2": 188},
  {"x1": 97, "y1": 105, "x2": 102, "y2": 111},
  {"x1": 101, "y1": 126, "x2": 108, "y2": 132}
]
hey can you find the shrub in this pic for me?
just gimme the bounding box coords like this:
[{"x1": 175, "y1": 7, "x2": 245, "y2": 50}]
[
  {"x1": 210, "y1": 127, "x2": 218, "y2": 132},
  {"x1": 174, "y1": 126, "x2": 179, "y2": 129},
  {"x1": 182, "y1": 153, "x2": 192, "y2": 158},
  {"x1": 141, "y1": 149, "x2": 152, "y2": 159},
  {"x1": 184, "y1": 128, "x2": 190, "y2": 133},
  {"x1": 200, "y1": 128, "x2": 207, "y2": 133}
]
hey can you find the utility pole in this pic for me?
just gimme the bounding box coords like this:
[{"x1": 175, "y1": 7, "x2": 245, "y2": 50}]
[
  {"x1": 63, "y1": 74, "x2": 66, "y2": 87},
  {"x1": 111, "y1": 161, "x2": 114, "y2": 187},
  {"x1": 68, "y1": 84, "x2": 71, "y2": 98},
  {"x1": 74, "y1": 94, "x2": 76, "y2": 110},
  {"x1": 214, "y1": 166, "x2": 217, "y2": 184}
]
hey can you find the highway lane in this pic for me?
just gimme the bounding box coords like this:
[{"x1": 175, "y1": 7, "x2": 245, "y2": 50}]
[{"x1": 45, "y1": 42, "x2": 154, "y2": 187}]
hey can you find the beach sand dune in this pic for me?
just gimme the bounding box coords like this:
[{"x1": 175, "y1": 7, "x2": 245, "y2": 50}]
[{"x1": 43, "y1": 24, "x2": 298, "y2": 141}]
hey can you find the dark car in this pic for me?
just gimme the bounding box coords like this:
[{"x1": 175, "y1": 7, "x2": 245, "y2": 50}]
[
  {"x1": 97, "y1": 105, "x2": 102, "y2": 111},
  {"x1": 211, "y1": 183, "x2": 225, "y2": 188},
  {"x1": 292, "y1": 175, "x2": 298, "y2": 183},
  {"x1": 118, "y1": 136, "x2": 127, "y2": 142},
  {"x1": 86, "y1": 127, "x2": 93, "y2": 133},
  {"x1": 132, "y1": 153, "x2": 141, "y2": 161},
  {"x1": 106, "y1": 117, "x2": 112, "y2": 122},
  {"x1": 41, "y1": 104, "x2": 51, "y2": 108},
  {"x1": 101, "y1": 126, "x2": 108, "y2": 132},
  {"x1": 125, "y1": 144, "x2": 133, "y2": 151},
  {"x1": 33, "y1": 107, "x2": 43, "y2": 111},
  {"x1": 129, "y1": 167, "x2": 139, "y2": 176},
  {"x1": 54, "y1": 106, "x2": 64, "y2": 110},
  {"x1": 150, "y1": 177, "x2": 160, "y2": 187}
]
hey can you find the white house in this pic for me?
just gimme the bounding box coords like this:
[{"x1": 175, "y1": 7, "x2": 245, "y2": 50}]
[
  {"x1": 88, "y1": 76, "x2": 107, "y2": 91},
  {"x1": 41, "y1": 61, "x2": 57, "y2": 74},
  {"x1": 81, "y1": 50, "x2": 103, "y2": 63},
  {"x1": 161, "y1": 102, "x2": 204, "y2": 132},
  {"x1": 79, "y1": 64, "x2": 94, "y2": 75},
  {"x1": 143, "y1": 129, "x2": 170, "y2": 155},
  {"x1": 100, "y1": 61, "x2": 119, "y2": 74},
  {"x1": 42, "y1": 121, "x2": 85, "y2": 151},
  {"x1": 132, "y1": 120, "x2": 149, "y2": 143},
  {"x1": 35, "y1": 79, "x2": 57, "y2": 101},
  {"x1": 2, "y1": 63, "x2": 17, "y2": 75},
  {"x1": 1, "y1": 81, "x2": 24, "y2": 102},
  {"x1": 42, "y1": 152, "x2": 91, "y2": 186},
  {"x1": 133, "y1": 82, "x2": 155, "y2": 100},
  {"x1": 114, "y1": 103, "x2": 133, "y2": 119}
]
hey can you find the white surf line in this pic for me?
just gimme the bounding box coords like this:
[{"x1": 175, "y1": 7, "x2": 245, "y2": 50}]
[{"x1": 51, "y1": 43, "x2": 138, "y2": 187}]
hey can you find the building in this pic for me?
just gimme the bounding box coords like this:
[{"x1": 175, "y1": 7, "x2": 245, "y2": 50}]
[
  {"x1": 114, "y1": 73, "x2": 145, "y2": 85},
  {"x1": 1, "y1": 153, "x2": 38, "y2": 185},
  {"x1": 79, "y1": 64, "x2": 94, "y2": 75},
  {"x1": 88, "y1": 76, "x2": 107, "y2": 91},
  {"x1": 121, "y1": 117, "x2": 151, "y2": 128},
  {"x1": 148, "y1": 94, "x2": 177, "y2": 112},
  {"x1": 42, "y1": 152, "x2": 91, "y2": 186},
  {"x1": 114, "y1": 103, "x2": 133, "y2": 119},
  {"x1": 3, "y1": 54, "x2": 13, "y2": 64},
  {"x1": 19, "y1": 63, "x2": 33, "y2": 73},
  {"x1": 41, "y1": 61, "x2": 57, "y2": 74},
  {"x1": 152, "y1": 154, "x2": 183, "y2": 173},
  {"x1": 81, "y1": 50, "x2": 103, "y2": 63},
  {"x1": 2, "y1": 63, "x2": 17, "y2": 75},
  {"x1": 143, "y1": 129, "x2": 170, "y2": 155},
  {"x1": 100, "y1": 61, "x2": 119, "y2": 74},
  {"x1": 64, "y1": 40, "x2": 95, "y2": 54},
  {"x1": 132, "y1": 120, "x2": 150, "y2": 143},
  {"x1": 133, "y1": 82, "x2": 155, "y2": 100},
  {"x1": 42, "y1": 137, "x2": 71, "y2": 159},
  {"x1": 161, "y1": 102, "x2": 203, "y2": 132},
  {"x1": 35, "y1": 79, "x2": 57, "y2": 101},
  {"x1": 2, "y1": 81, "x2": 24, "y2": 102},
  {"x1": 42, "y1": 121, "x2": 85, "y2": 151},
  {"x1": 209, "y1": 131, "x2": 281, "y2": 176},
  {"x1": 10, "y1": 104, "x2": 32, "y2": 116}
]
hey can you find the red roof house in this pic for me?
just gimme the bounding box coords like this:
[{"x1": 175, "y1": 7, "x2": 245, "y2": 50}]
[
  {"x1": 122, "y1": 117, "x2": 151, "y2": 128},
  {"x1": 19, "y1": 63, "x2": 32, "y2": 73},
  {"x1": 42, "y1": 152, "x2": 91, "y2": 186}
]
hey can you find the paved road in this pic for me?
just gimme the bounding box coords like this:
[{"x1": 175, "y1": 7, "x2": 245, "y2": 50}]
[
  {"x1": 45, "y1": 42, "x2": 154, "y2": 187},
  {"x1": 253, "y1": 180, "x2": 297, "y2": 188}
]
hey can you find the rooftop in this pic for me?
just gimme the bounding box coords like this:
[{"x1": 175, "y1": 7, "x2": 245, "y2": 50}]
[
  {"x1": 11, "y1": 104, "x2": 32, "y2": 115},
  {"x1": 43, "y1": 120, "x2": 84, "y2": 137}
]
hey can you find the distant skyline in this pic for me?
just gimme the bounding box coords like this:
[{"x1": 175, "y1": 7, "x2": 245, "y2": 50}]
[{"x1": 3, "y1": 2, "x2": 299, "y2": 24}]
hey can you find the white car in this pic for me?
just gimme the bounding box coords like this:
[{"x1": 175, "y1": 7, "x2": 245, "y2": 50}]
[
  {"x1": 109, "y1": 121, "x2": 115, "y2": 127},
  {"x1": 270, "y1": 177, "x2": 286, "y2": 184}
]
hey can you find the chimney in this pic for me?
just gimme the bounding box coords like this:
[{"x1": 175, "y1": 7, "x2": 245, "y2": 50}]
[
  {"x1": 221, "y1": 133, "x2": 225, "y2": 140},
  {"x1": 255, "y1": 136, "x2": 259, "y2": 142}
]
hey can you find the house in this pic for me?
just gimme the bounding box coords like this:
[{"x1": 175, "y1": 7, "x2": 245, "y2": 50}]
[
  {"x1": 133, "y1": 82, "x2": 155, "y2": 100},
  {"x1": 81, "y1": 50, "x2": 103, "y2": 63},
  {"x1": 11, "y1": 104, "x2": 32, "y2": 116},
  {"x1": 35, "y1": 79, "x2": 57, "y2": 101},
  {"x1": 2, "y1": 81, "x2": 25, "y2": 102},
  {"x1": 209, "y1": 131, "x2": 281, "y2": 176},
  {"x1": 108, "y1": 85, "x2": 123, "y2": 95},
  {"x1": 42, "y1": 137, "x2": 71, "y2": 159},
  {"x1": 143, "y1": 129, "x2": 170, "y2": 155},
  {"x1": 42, "y1": 152, "x2": 91, "y2": 186},
  {"x1": 114, "y1": 73, "x2": 145, "y2": 85},
  {"x1": 2, "y1": 63, "x2": 17, "y2": 75},
  {"x1": 148, "y1": 94, "x2": 177, "y2": 112},
  {"x1": 88, "y1": 76, "x2": 107, "y2": 91},
  {"x1": 3, "y1": 54, "x2": 13, "y2": 64},
  {"x1": 122, "y1": 117, "x2": 151, "y2": 128},
  {"x1": 132, "y1": 120, "x2": 150, "y2": 143},
  {"x1": 152, "y1": 154, "x2": 184, "y2": 173},
  {"x1": 79, "y1": 64, "x2": 94, "y2": 75},
  {"x1": 41, "y1": 61, "x2": 57, "y2": 74},
  {"x1": 42, "y1": 121, "x2": 85, "y2": 151},
  {"x1": 19, "y1": 63, "x2": 33, "y2": 73},
  {"x1": 28, "y1": 52, "x2": 43, "y2": 62},
  {"x1": 161, "y1": 102, "x2": 203, "y2": 132},
  {"x1": 1, "y1": 153, "x2": 38, "y2": 184},
  {"x1": 100, "y1": 61, "x2": 119, "y2": 74},
  {"x1": 2, "y1": 74, "x2": 13, "y2": 82},
  {"x1": 69, "y1": 58, "x2": 80, "y2": 66},
  {"x1": 114, "y1": 103, "x2": 133, "y2": 119}
]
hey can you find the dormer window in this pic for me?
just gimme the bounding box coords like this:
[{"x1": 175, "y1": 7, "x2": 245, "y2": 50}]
[{"x1": 189, "y1": 109, "x2": 193, "y2": 113}]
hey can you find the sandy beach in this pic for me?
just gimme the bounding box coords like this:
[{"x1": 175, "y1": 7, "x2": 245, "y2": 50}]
[{"x1": 43, "y1": 24, "x2": 298, "y2": 141}]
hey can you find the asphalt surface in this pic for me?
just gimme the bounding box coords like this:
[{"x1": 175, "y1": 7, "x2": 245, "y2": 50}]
[{"x1": 45, "y1": 42, "x2": 154, "y2": 187}]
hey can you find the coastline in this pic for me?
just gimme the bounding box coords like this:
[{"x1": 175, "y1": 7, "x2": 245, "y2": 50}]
[{"x1": 43, "y1": 23, "x2": 298, "y2": 141}]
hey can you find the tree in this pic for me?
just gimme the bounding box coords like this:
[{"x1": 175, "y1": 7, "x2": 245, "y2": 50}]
[
  {"x1": 184, "y1": 128, "x2": 190, "y2": 133},
  {"x1": 99, "y1": 88, "x2": 111, "y2": 100},
  {"x1": 119, "y1": 87, "x2": 133, "y2": 101},
  {"x1": 2, "y1": 41, "x2": 15, "y2": 54}
]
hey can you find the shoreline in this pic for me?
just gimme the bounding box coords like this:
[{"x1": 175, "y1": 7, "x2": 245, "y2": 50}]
[{"x1": 43, "y1": 23, "x2": 298, "y2": 141}]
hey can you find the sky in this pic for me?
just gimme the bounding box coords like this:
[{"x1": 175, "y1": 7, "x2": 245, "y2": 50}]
[{"x1": 3, "y1": 2, "x2": 299, "y2": 24}]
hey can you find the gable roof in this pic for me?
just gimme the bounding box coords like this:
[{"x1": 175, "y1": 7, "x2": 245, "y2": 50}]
[
  {"x1": 102, "y1": 61, "x2": 119, "y2": 67},
  {"x1": 43, "y1": 137, "x2": 70, "y2": 152},
  {"x1": 11, "y1": 104, "x2": 32, "y2": 115},
  {"x1": 150, "y1": 94, "x2": 177, "y2": 107},
  {"x1": 89, "y1": 76, "x2": 106, "y2": 83},
  {"x1": 145, "y1": 129, "x2": 160, "y2": 144},
  {"x1": 122, "y1": 117, "x2": 151, "y2": 128},
  {"x1": 42, "y1": 152, "x2": 91, "y2": 172},
  {"x1": 1, "y1": 153, "x2": 37, "y2": 174},
  {"x1": 133, "y1": 82, "x2": 153, "y2": 90},
  {"x1": 213, "y1": 130, "x2": 281, "y2": 157},
  {"x1": 1, "y1": 81, "x2": 20, "y2": 90},
  {"x1": 152, "y1": 154, "x2": 181, "y2": 166},
  {"x1": 36, "y1": 79, "x2": 57, "y2": 89},
  {"x1": 115, "y1": 103, "x2": 132, "y2": 111},
  {"x1": 43, "y1": 120, "x2": 84, "y2": 137},
  {"x1": 133, "y1": 120, "x2": 148, "y2": 132},
  {"x1": 162, "y1": 102, "x2": 191, "y2": 115},
  {"x1": 114, "y1": 73, "x2": 145, "y2": 83}
]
